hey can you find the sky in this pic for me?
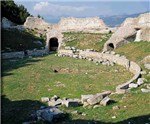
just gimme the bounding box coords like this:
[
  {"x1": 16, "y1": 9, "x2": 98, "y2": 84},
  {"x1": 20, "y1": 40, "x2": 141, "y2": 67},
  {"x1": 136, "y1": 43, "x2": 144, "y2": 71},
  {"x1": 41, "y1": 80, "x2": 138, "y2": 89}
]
[{"x1": 14, "y1": 0, "x2": 150, "y2": 23}]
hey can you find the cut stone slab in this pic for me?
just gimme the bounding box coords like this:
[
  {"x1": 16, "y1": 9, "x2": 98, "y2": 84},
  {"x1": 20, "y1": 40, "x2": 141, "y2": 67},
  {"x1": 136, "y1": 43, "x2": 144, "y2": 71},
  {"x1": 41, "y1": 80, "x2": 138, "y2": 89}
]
[
  {"x1": 51, "y1": 95, "x2": 59, "y2": 101},
  {"x1": 112, "y1": 106, "x2": 120, "y2": 110},
  {"x1": 93, "y1": 105, "x2": 100, "y2": 109},
  {"x1": 41, "y1": 97, "x2": 49, "y2": 102},
  {"x1": 140, "y1": 71, "x2": 147, "y2": 75},
  {"x1": 48, "y1": 99, "x2": 62, "y2": 106},
  {"x1": 141, "y1": 88, "x2": 150, "y2": 93},
  {"x1": 100, "y1": 96, "x2": 110, "y2": 106},
  {"x1": 87, "y1": 91, "x2": 111, "y2": 105},
  {"x1": 63, "y1": 99, "x2": 79, "y2": 107},
  {"x1": 137, "y1": 78, "x2": 146, "y2": 85},
  {"x1": 144, "y1": 64, "x2": 150, "y2": 70},
  {"x1": 129, "y1": 83, "x2": 138, "y2": 88},
  {"x1": 83, "y1": 102, "x2": 89, "y2": 107},
  {"x1": 81, "y1": 94, "x2": 93, "y2": 103}
]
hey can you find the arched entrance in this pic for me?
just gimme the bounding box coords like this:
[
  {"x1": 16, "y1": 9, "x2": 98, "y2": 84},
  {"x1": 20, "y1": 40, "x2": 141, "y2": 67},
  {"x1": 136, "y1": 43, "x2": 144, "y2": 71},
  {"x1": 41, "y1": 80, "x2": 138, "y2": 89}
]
[
  {"x1": 107, "y1": 43, "x2": 114, "y2": 50},
  {"x1": 49, "y1": 37, "x2": 59, "y2": 51}
]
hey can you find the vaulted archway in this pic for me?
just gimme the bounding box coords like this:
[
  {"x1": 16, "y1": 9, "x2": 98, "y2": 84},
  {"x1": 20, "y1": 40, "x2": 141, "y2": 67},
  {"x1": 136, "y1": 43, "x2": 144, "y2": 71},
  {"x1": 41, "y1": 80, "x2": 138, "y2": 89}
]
[
  {"x1": 107, "y1": 43, "x2": 114, "y2": 50},
  {"x1": 49, "y1": 37, "x2": 59, "y2": 51}
]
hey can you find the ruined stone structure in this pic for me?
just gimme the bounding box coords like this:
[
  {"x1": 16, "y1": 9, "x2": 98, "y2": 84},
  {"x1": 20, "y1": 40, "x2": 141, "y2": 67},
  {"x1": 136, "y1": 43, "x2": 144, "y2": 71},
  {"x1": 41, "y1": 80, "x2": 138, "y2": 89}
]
[
  {"x1": 44, "y1": 16, "x2": 110, "y2": 52},
  {"x1": 59, "y1": 17, "x2": 108, "y2": 33},
  {"x1": 23, "y1": 16, "x2": 113, "y2": 52},
  {"x1": 45, "y1": 26, "x2": 63, "y2": 52},
  {"x1": 58, "y1": 49, "x2": 141, "y2": 94},
  {"x1": 24, "y1": 17, "x2": 51, "y2": 30},
  {"x1": 103, "y1": 13, "x2": 150, "y2": 51}
]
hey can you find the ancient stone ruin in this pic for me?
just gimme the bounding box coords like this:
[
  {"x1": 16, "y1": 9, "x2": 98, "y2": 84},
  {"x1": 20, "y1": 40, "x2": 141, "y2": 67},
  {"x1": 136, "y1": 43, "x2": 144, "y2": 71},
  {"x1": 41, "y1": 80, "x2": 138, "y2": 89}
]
[{"x1": 103, "y1": 13, "x2": 150, "y2": 51}]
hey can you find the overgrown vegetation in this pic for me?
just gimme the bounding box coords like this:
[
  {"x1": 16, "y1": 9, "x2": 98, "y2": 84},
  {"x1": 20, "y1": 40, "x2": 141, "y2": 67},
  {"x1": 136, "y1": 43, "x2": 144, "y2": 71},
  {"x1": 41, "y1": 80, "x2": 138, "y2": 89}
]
[
  {"x1": 2, "y1": 29, "x2": 45, "y2": 52},
  {"x1": 63, "y1": 32, "x2": 112, "y2": 51},
  {"x1": 1, "y1": 0, "x2": 30, "y2": 24}
]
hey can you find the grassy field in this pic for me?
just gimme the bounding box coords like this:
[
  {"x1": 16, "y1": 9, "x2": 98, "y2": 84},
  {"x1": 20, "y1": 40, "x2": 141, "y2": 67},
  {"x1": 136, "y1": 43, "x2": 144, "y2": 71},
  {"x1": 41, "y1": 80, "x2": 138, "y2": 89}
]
[
  {"x1": 2, "y1": 41, "x2": 150, "y2": 124},
  {"x1": 2, "y1": 29, "x2": 45, "y2": 52},
  {"x1": 63, "y1": 32, "x2": 112, "y2": 52},
  {"x1": 115, "y1": 42, "x2": 150, "y2": 63}
]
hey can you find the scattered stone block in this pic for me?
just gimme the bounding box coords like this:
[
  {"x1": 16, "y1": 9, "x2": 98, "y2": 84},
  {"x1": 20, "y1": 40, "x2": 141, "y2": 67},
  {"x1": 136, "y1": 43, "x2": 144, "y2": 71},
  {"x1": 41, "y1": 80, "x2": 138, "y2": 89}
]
[
  {"x1": 112, "y1": 106, "x2": 120, "y2": 110},
  {"x1": 71, "y1": 110, "x2": 82, "y2": 115},
  {"x1": 81, "y1": 113, "x2": 86, "y2": 116},
  {"x1": 137, "y1": 78, "x2": 146, "y2": 85},
  {"x1": 48, "y1": 99, "x2": 62, "y2": 106},
  {"x1": 93, "y1": 105, "x2": 100, "y2": 109},
  {"x1": 112, "y1": 116, "x2": 116, "y2": 119},
  {"x1": 81, "y1": 94, "x2": 93, "y2": 103},
  {"x1": 100, "y1": 96, "x2": 110, "y2": 106},
  {"x1": 63, "y1": 99, "x2": 79, "y2": 107},
  {"x1": 87, "y1": 94, "x2": 103, "y2": 105},
  {"x1": 144, "y1": 64, "x2": 150, "y2": 70},
  {"x1": 129, "y1": 83, "x2": 138, "y2": 88},
  {"x1": 83, "y1": 102, "x2": 89, "y2": 107},
  {"x1": 141, "y1": 88, "x2": 150, "y2": 93},
  {"x1": 140, "y1": 71, "x2": 147, "y2": 75},
  {"x1": 41, "y1": 97, "x2": 49, "y2": 102},
  {"x1": 87, "y1": 91, "x2": 111, "y2": 105},
  {"x1": 51, "y1": 95, "x2": 59, "y2": 101}
]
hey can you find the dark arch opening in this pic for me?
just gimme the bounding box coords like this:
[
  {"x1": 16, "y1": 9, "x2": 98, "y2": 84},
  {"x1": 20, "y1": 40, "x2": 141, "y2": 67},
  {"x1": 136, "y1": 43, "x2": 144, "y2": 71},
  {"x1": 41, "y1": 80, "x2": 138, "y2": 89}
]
[
  {"x1": 49, "y1": 37, "x2": 59, "y2": 51},
  {"x1": 107, "y1": 43, "x2": 114, "y2": 50}
]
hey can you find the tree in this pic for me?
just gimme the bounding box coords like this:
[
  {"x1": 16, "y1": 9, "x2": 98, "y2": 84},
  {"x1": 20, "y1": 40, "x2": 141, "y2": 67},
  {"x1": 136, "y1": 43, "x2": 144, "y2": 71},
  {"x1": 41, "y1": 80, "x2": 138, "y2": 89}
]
[{"x1": 1, "y1": 0, "x2": 30, "y2": 24}]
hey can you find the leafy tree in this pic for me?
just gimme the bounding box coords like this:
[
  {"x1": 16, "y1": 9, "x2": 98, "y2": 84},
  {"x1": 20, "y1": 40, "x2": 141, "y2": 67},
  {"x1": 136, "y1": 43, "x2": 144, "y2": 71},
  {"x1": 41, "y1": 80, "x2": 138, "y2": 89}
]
[{"x1": 1, "y1": 0, "x2": 30, "y2": 24}]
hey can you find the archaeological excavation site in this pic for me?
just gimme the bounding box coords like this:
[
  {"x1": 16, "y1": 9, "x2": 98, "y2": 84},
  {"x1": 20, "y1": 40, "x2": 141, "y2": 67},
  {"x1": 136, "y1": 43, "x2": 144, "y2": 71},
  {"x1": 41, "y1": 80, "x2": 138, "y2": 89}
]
[{"x1": 1, "y1": 1, "x2": 150, "y2": 124}]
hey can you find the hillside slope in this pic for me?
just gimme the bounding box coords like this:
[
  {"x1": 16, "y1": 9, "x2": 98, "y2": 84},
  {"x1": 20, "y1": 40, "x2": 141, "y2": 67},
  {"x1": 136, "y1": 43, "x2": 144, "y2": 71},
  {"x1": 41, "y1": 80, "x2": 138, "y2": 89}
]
[{"x1": 2, "y1": 29, "x2": 45, "y2": 52}]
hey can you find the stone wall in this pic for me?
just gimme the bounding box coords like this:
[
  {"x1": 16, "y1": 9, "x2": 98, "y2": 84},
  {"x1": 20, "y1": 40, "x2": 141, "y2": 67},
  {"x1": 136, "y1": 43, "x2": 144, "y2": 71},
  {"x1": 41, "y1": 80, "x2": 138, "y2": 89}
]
[
  {"x1": 59, "y1": 17, "x2": 108, "y2": 33},
  {"x1": 58, "y1": 49, "x2": 141, "y2": 94}
]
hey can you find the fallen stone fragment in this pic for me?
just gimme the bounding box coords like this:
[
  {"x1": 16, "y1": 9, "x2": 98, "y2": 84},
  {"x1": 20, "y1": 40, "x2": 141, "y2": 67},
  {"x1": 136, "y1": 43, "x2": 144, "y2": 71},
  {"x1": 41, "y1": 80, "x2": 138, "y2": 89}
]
[
  {"x1": 48, "y1": 99, "x2": 62, "y2": 106},
  {"x1": 87, "y1": 94, "x2": 103, "y2": 105},
  {"x1": 82, "y1": 113, "x2": 86, "y2": 116},
  {"x1": 112, "y1": 106, "x2": 120, "y2": 110},
  {"x1": 71, "y1": 110, "x2": 82, "y2": 115},
  {"x1": 140, "y1": 71, "x2": 147, "y2": 75},
  {"x1": 81, "y1": 94, "x2": 93, "y2": 103},
  {"x1": 51, "y1": 95, "x2": 59, "y2": 101},
  {"x1": 144, "y1": 64, "x2": 150, "y2": 70},
  {"x1": 112, "y1": 116, "x2": 116, "y2": 119},
  {"x1": 83, "y1": 102, "x2": 89, "y2": 107},
  {"x1": 100, "y1": 96, "x2": 110, "y2": 106},
  {"x1": 41, "y1": 97, "x2": 49, "y2": 102},
  {"x1": 141, "y1": 88, "x2": 150, "y2": 93},
  {"x1": 63, "y1": 99, "x2": 79, "y2": 107},
  {"x1": 93, "y1": 105, "x2": 100, "y2": 109},
  {"x1": 87, "y1": 91, "x2": 111, "y2": 105},
  {"x1": 137, "y1": 78, "x2": 147, "y2": 85},
  {"x1": 129, "y1": 83, "x2": 138, "y2": 88}
]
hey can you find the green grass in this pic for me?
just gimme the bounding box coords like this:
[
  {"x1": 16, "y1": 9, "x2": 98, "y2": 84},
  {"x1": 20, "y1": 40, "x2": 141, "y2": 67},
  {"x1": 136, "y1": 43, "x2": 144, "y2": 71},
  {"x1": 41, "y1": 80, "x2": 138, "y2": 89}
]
[
  {"x1": 2, "y1": 54, "x2": 133, "y2": 123},
  {"x1": 2, "y1": 41, "x2": 150, "y2": 124},
  {"x1": 63, "y1": 32, "x2": 112, "y2": 52},
  {"x1": 2, "y1": 29, "x2": 45, "y2": 52},
  {"x1": 115, "y1": 42, "x2": 150, "y2": 63}
]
